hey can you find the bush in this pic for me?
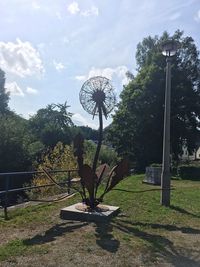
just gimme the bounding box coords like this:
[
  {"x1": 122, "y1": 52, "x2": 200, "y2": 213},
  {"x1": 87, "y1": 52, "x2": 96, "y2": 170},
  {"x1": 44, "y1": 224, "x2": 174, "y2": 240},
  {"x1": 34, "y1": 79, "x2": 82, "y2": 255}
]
[
  {"x1": 28, "y1": 142, "x2": 78, "y2": 199},
  {"x1": 99, "y1": 145, "x2": 118, "y2": 167},
  {"x1": 177, "y1": 165, "x2": 200, "y2": 180},
  {"x1": 150, "y1": 163, "x2": 162, "y2": 168}
]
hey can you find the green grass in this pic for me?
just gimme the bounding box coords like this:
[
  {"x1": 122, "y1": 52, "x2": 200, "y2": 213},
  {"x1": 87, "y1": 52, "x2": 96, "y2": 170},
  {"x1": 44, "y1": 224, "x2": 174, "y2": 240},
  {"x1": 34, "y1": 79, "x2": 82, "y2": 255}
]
[
  {"x1": 0, "y1": 239, "x2": 49, "y2": 261},
  {"x1": 104, "y1": 175, "x2": 200, "y2": 225},
  {"x1": 0, "y1": 194, "x2": 79, "y2": 226},
  {"x1": 0, "y1": 174, "x2": 200, "y2": 265}
]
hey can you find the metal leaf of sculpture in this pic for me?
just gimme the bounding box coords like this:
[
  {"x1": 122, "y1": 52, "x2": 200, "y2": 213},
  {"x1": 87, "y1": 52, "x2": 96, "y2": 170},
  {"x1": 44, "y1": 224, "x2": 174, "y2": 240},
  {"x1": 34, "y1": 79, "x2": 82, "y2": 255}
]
[
  {"x1": 73, "y1": 133, "x2": 84, "y2": 168},
  {"x1": 73, "y1": 133, "x2": 84, "y2": 155},
  {"x1": 96, "y1": 163, "x2": 110, "y2": 183},
  {"x1": 79, "y1": 76, "x2": 116, "y2": 119},
  {"x1": 95, "y1": 163, "x2": 111, "y2": 198},
  {"x1": 98, "y1": 159, "x2": 129, "y2": 201},
  {"x1": 106, "y1": 159, "x2": 129, "y2": 193},
  {"x1": 79, "y1": 164, "x2": 98, "y2": 203}
]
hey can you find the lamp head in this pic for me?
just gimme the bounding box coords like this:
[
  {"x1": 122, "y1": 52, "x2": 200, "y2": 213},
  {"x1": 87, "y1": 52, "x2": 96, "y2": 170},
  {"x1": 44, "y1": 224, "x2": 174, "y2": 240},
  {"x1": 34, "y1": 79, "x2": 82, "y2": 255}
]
[{"x1": 161, "y1": 40, "x2": 179, "y2": 57}]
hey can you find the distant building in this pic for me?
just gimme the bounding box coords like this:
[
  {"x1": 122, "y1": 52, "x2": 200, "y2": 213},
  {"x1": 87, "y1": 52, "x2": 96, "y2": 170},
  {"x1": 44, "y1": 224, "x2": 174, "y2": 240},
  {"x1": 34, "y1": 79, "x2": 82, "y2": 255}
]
[{"x1": 181, "y1": 140, "x2": 200, "y2": 161}]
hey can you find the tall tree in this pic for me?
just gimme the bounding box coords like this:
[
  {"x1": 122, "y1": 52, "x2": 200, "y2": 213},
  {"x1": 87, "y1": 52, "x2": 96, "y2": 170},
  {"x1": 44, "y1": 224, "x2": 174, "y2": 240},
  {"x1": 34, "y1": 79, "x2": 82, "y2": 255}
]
[
  {"x1": 29, "y1": 102, "x2": 74, "y2": 148},
  {"x1": 0, "y1": 113, "x2": 31, "y2": 172},
  {"x1": 108, "y1": 30, "x2": 200, "y2": 171},
  {"x1": 0, "y1": 69, "x2": 9, "y2": 114}
]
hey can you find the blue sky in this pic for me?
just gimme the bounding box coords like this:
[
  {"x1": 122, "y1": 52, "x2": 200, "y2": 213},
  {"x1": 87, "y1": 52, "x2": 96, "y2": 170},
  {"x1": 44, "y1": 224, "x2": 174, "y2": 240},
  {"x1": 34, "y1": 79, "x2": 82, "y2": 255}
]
[{"x1": 1, "y1": 0, "x2": 200, "y2": 128}]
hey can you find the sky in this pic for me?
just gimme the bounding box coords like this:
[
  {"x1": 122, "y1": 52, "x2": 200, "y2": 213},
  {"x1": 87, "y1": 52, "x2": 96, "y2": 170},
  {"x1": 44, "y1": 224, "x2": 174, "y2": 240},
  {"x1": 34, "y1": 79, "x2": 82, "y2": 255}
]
[{"x1": 1, "y1": 0, "x2": 200, "y2": 129}]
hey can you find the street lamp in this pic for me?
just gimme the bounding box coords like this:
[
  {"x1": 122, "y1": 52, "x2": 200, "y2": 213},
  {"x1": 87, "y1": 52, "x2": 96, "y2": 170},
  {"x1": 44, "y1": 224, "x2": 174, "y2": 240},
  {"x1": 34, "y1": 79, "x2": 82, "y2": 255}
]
[{"x1": 161, "y1": 40, "x2": 178, "y2": 206}]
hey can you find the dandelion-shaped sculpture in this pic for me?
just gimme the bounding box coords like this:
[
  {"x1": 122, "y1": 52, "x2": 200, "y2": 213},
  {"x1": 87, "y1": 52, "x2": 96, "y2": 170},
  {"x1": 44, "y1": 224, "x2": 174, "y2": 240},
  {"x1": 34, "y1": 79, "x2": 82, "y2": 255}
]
[
  {"x1": 74, "y1": 76, "x2": 128, "y2": 211},
  {"x1": 80, "y1": 76, "x2": 116, "y2": 119},
  {"x1": 80, "y1": 76, "x2": 116, "y2": 172}
]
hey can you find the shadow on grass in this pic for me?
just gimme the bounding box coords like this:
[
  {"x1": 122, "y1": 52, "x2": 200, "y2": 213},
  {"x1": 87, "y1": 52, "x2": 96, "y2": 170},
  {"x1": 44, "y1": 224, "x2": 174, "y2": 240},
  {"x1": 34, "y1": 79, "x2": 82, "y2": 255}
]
[
  {"x1": 113, "y1": 188, "x2": 162, "y2": 193},
  {"x1": 118, "y1": 219, "x2": 200, "y2": 234},
  {"x1": 24, "y1": 221, "x2": 88, "y2": 245},
  {"x1": 23, "y1": 220, "x2": 120, "y2": 253},
  {"x1": 94, "y1": 222, "x2": 119, "y2": 253},
  {"x1": 170, "y1": 205, "x2": 200, "y2": 219},
  {"x1": 22, "y1": 216, "x2": 200, "y2": 264},
  {"x1": 113, "y1": 219, "x2": 200, "y2": 266}
]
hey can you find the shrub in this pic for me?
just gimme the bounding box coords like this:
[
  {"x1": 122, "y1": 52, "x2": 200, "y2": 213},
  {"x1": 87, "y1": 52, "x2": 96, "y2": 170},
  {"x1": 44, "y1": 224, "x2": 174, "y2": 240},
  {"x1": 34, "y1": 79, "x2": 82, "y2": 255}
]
[
  {"x1": 177, "y1": 165, "x2": 200, "y2": 180},
  {"x1": 99, "y1": 145, "x2": 118, "y2": 167},
  {"x1": 150, "y1": 163, "x2": 162, "y2": 168},
  {"x1": 28, "y1": 142, "x2": 78, "y2": 199}
]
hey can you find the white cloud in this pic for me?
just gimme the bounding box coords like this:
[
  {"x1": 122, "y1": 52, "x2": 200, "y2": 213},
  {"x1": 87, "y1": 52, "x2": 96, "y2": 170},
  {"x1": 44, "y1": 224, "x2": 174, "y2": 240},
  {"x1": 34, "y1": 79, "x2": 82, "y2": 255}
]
[
  {"x1": 28, "y1": 111, "x2": 35, "y2": 117},
  {"x1": 169, "y1": 12, "x2": 181, "y2": 20},
  {"x1": 72, "y1": 113, "x2": 98, "y2": 129},
  {"x1": 116, "y1": 66, "x2": 130, "y2": 85},
  {"x1": 6, "y1": 82, "x2": 24, "y2": 97},
  {"x1": 53, "y1": 60, "x2": 65, "y2": 72},
  {"x1": 26, "y1": 87, "x2": 38, "y2": 95},
  {"x1": 67, "y1": 2, "x2": 80, "y2": 15},
  {"x1": 0, "y1": 39, "x2": 44, "y2": 77},
  {"x1": 76, "y1": 65, "x2": 130, "y2": 86},
  {"x1": 194, "y1": 10, "x2": 200, "y2": 22},
  {"x1": 23, "y1": 111, "x2": 36, "y2": 119},
  {"x1": 67, "y1": 2, "x2": 98, "y2": 17},
  {"x1": 75, "y1": 75, "x2": 86, "y2": 81},
  {"x1": 81, "y1": 6, "x2": 99, "y2": 17}
]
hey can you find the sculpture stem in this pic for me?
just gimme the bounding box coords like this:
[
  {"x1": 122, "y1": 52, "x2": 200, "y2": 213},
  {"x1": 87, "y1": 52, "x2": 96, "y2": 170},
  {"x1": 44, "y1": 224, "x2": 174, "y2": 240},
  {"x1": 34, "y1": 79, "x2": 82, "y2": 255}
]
[
  {"x1": 92, "y1": 105, "x2": 103, "y2": 172},
  {"x1": 90, "y1": 105, "x2": 103, "y2": 209}
]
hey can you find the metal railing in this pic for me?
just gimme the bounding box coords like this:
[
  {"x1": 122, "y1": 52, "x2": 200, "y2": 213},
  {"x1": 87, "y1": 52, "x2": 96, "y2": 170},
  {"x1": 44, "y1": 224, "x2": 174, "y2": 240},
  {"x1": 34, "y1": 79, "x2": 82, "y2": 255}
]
[{"x1": 0, "y1": 169, "x2": 78, "y2": 220}]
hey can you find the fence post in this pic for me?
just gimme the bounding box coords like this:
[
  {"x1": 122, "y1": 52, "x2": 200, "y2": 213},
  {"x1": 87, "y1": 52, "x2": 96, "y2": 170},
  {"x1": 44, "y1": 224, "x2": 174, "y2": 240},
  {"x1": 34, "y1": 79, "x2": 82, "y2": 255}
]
[
  {"x1": 67, "y1": 171, "x2": 71, "y2": 194},
  {"x1": 4, "y1": 176, "x2": 10, "y2": 220}
]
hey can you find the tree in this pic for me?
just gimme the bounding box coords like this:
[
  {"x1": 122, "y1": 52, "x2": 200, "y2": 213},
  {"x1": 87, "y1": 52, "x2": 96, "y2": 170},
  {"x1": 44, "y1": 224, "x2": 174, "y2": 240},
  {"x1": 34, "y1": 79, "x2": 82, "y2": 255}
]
[
  {"x1": 107, "y1": 30, "x2": 200, "y2": 171},
  {"x1": 29, "y1": 102, "x2": 74, "y2": 148},
  {"x1": 0, "y1": 113, "x2": 32, "y2": 172},
  {"x1": 0, "y1": 68, "x2": 9, "y2": 114},
  {"x1": 71, "y1": 126, "x2": 98, "y2": 141}
]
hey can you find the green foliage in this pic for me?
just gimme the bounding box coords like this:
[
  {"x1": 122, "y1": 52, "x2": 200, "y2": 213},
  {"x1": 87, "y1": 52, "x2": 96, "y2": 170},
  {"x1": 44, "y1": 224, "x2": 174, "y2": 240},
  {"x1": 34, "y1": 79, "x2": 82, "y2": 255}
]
[
  {"x1": 29, "y1": 142, "x2": 78, "y2": 198},
  {"x1": 150, "y1": 163, "x2": 162, "y2": 167},
  {"x1": 178, "y1": 165, "x2": 200, "y2": 180},
  {"x1": 38, "y1": 142, "x2": 77, "y2": 171},
  {"x1": 29, "y1": 102, "x2": 74, "y2": 148},
  {"x1": 71, "y1": 126, "x2": 98, "y2": 140},
  {"x1": 108, "y1": 30, "x2": 200, "y2": 171},
  {"x1": 82, "y1": 141, "x2": 118, "y2": 167},
  {"x1": 0, "y1": 69, "x2": 9, "y2": 114},
  {"x1": 27, "y1": 141, "x2": 45, "y2": 164},
  {"x1": 83, "y1": 140, "x2": 97, "y2": 165},
  {"x1": 0, "y1": 113, "x2": 32, "y2": 172},
  {"x1": 99, "y1": 145, "x2": 118, "y2": 167}
]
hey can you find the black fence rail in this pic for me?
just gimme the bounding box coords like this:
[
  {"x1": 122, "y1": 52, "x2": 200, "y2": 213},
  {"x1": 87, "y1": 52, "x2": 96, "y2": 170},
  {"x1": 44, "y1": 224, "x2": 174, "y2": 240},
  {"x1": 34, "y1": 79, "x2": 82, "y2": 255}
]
[{"x1": 0, "y1": 169, "x2": 78, "y2": 220}]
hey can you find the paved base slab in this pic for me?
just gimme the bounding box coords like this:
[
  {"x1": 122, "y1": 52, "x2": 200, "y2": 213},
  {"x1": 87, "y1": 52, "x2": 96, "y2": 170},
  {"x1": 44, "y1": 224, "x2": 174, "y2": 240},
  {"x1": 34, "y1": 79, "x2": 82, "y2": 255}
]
[{"x1": 60, "y1": 203, "x2": 120, "y2": 222}]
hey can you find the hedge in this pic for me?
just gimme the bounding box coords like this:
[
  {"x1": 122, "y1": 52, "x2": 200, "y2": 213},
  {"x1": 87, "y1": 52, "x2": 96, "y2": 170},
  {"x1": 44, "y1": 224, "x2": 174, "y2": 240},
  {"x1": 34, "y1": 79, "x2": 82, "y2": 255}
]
[{"x1": 178, "y1": 165, "x2": 200, "y2": 180}]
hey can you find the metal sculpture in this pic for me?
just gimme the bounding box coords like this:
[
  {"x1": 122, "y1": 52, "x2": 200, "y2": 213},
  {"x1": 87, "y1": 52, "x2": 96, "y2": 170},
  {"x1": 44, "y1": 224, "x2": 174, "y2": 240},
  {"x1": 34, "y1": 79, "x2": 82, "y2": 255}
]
[{"x1": 74, "y1": 76, "x2": 129, "y2": 211}]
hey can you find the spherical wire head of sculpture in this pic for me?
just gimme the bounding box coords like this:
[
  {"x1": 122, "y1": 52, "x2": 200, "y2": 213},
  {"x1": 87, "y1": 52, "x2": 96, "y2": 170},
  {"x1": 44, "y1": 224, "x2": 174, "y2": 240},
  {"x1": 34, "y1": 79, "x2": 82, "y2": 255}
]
[{"x1": 79, "y1": 76, "x2": 116, "y2": 118}]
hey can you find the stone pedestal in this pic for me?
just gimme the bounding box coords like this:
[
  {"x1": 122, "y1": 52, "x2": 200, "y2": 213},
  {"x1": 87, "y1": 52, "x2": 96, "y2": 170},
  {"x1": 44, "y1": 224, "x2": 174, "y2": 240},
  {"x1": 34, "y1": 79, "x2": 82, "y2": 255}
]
[
  {"x1": 143, "y1": 167, "x2": 161, "y2": 185},
  {"x1": 60, "y1": 203, "x2": 120, "y2": 222}
]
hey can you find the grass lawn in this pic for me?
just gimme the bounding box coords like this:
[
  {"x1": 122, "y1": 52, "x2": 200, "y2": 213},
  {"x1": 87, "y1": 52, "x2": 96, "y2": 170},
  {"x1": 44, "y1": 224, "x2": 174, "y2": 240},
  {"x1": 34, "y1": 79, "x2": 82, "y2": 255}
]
[{"x1": 0, "y1": 174, "x2": 200, "y2": 266}]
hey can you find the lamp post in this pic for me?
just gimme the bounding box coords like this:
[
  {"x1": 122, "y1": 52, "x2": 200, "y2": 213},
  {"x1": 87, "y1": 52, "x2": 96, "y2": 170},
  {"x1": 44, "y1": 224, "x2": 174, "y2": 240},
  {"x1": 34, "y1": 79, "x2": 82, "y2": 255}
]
[{"x1": 161, "y1": 40, "x2": 178, "y2": 206}]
